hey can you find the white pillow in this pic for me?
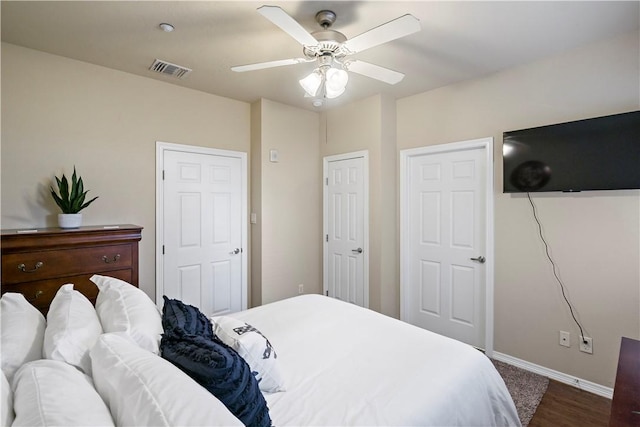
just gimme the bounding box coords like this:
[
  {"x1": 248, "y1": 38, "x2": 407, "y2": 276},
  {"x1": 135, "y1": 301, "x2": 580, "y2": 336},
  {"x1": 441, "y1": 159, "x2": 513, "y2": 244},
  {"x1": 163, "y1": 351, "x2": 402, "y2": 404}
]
[
  {"x1": 91, "y1": 274, "x2": 163, "y2": 354},
  {"x1": 1, "y1": 371, "x2": 14, "y2": 427},
  {"x1": 0, "y1": 292, "x2": 45, "y2": 382},
  {"x1": 90, "y1": 333, "x2": 243, "y2": 427},
  {"x1": 213, "y1": 316, "x2": 286, "y2": 392},
  {"x1": 12, "y1": 359, "x2": 114, "y2": 427},
  {"x1": 43, "y1": 284, "x2": 103, "y2": 375}
]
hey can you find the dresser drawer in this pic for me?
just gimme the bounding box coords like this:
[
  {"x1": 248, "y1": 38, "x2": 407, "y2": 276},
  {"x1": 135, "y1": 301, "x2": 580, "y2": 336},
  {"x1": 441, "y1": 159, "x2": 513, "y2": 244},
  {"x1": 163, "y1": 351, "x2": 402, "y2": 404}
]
[
  {"x1": 2, "y1": 244, "x2": 132, "y2": 285},
  {"x1": 2, "y1": 269, "x2": 133, "y2": 315},
  {"x1": 1, "y1": 224, "x2": 142, "y2": 314}
]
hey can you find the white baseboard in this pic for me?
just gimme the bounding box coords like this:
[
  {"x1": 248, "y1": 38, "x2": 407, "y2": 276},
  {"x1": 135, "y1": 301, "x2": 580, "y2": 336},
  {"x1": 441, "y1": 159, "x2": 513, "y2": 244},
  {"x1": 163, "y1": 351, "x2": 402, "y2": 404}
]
[{"x1": 492, "y1": 351, "x2": 613, "y2": 399}]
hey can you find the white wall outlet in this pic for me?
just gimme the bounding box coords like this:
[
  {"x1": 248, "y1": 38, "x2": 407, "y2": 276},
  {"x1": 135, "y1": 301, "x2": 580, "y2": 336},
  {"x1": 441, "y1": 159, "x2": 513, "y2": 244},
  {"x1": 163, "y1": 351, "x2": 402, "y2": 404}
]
[
  {"x1": 559, "y1": 331, "x2": 570, "y2": 347},
  {"x1": 298, "y1": 284, "x2": 304, "y2": 294},
  {"x1": 579, "y1": 336, "x2": 593, "y2": 354}
]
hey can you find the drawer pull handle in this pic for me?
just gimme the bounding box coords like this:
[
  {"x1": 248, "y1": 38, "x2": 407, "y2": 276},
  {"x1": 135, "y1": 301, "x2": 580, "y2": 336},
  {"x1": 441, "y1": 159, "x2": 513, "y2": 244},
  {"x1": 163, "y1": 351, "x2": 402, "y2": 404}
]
[
  {"x1": 102, "y1": 254, "x2": 121, "y2": 264},
  {"x1": 26, "y1": 290, "x2": 44, "y2": 303},
  {"x1": 17, "y1": 261, "x2": 44, "y2": 273}
]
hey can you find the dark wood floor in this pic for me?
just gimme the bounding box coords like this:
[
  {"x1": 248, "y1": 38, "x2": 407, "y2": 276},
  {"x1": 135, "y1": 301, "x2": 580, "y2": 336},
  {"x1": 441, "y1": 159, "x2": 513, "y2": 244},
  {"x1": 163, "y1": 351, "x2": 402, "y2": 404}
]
[{"x1": 528, "y1": 380, "x2": 611, "y2": 427}]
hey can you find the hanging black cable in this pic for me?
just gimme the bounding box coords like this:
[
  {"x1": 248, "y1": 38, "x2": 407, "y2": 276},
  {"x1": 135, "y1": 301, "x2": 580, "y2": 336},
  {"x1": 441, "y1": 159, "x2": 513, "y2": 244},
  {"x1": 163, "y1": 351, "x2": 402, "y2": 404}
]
[{"x1": 527, "y1": 192, "x2": 587, "y2": 344}]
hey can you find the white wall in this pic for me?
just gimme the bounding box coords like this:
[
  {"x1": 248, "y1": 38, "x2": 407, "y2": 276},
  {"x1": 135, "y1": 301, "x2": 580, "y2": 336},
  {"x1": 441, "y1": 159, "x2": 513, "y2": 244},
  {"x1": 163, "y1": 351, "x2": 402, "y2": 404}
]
[
  {"x1": 1, "y1": 43, "x2": 251, "y2": 299},
  {"x1": 396, "y1": 31, "x2": 640, "y2": 387}
]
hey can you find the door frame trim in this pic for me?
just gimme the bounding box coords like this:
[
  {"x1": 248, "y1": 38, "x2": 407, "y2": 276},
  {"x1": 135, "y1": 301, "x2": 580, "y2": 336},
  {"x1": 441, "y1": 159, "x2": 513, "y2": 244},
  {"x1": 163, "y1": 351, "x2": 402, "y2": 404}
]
[
  {"x1": 399, "y1": 138, "x2": 494, "y2": 356},
  {"x1": 155, "y1": 141, "x2": 248, "y2": 311},
  {"x1": 322, "y1": 150, "x2": 370, "y2": 308}
]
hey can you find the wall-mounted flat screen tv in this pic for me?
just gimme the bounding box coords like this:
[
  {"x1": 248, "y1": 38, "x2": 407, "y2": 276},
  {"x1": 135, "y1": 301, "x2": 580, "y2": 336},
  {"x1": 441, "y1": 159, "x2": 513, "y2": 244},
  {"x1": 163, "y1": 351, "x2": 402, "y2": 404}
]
[{"x1": 503, "y1": 110, "x2": 640, "y2": 193}]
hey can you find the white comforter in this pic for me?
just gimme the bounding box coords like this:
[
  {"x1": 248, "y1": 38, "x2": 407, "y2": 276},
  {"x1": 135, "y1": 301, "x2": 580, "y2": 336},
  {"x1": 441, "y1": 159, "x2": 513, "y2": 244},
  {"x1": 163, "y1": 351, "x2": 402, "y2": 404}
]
[{"x1": 230, "y1": 294, "x2": 521, "y2": 426}]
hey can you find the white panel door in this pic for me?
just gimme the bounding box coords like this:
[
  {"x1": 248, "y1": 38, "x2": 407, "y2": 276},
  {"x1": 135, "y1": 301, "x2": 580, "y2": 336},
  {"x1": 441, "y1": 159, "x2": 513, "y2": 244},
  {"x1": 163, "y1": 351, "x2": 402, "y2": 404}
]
[
  {"x1": 163, "y1": 149, "x2": 243, "y2": 316},
  {"x1": 326, "y1": 156, "x2": 366, "y2": 306},
  {"x1": 405, "y1": 146, "x2": 487, "y2": 348}
]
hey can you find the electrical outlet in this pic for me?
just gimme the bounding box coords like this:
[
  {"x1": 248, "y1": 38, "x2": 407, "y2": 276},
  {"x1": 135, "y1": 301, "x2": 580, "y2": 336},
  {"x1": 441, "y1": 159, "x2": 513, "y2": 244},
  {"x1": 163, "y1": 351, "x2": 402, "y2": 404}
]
[
  {"x1": 559, "y1": 331, "x2": 570, "y2": 347},
  {"x1": 579, "y1": 336, "x2": 593, "y2": 354},
  {"x1": 298, "y1": 284, "x2": 304, "y2": 294}
]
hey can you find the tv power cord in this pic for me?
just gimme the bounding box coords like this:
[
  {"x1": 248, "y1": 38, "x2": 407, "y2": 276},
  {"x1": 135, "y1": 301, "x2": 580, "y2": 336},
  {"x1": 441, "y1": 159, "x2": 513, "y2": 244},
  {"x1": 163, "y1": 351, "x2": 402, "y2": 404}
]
[{"x1": 527, "y1": 192, "x2": 588, "y2": 345}]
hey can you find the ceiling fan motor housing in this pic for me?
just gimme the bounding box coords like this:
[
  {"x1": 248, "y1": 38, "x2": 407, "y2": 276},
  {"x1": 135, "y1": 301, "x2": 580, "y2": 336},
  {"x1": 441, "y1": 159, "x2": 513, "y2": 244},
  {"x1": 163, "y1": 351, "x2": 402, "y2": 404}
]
[
  {"x1": 302, "y1": 10, "x2": 350, "y2": 60},
  {"x1": 304, "y1": 30, "x2": 349, "y2": 59},
  {"x1": 315, "y1": 10, "x2": 337, "y2": 28}
]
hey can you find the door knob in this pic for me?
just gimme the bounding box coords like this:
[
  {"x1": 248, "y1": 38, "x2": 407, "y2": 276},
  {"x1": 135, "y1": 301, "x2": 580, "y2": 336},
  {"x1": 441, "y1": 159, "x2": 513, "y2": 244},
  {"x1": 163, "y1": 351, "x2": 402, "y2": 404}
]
[
  {"x1": 229, "y1": 248, "x2": 240, "y2": 255},
  {"x1": 352, "y1": 248, "x2": 363, "y2": 254},
  {"x1": 470, "y1": 256, "x2": 486, "y2": 263}
]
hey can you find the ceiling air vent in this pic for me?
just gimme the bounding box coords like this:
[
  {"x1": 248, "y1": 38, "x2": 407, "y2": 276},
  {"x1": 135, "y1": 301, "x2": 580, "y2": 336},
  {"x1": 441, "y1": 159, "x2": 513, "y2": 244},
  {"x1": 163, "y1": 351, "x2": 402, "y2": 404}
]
[{"x1": 149, "y1": 59, "x2": 192, "y2": 79}]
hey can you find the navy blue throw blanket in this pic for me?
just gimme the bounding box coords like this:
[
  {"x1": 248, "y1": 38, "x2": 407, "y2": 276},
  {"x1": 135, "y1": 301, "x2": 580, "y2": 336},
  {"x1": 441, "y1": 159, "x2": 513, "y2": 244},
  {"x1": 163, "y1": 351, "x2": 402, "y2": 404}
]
[{"x1": 161, "y1": 297, "x2": 272, "y2": 427}]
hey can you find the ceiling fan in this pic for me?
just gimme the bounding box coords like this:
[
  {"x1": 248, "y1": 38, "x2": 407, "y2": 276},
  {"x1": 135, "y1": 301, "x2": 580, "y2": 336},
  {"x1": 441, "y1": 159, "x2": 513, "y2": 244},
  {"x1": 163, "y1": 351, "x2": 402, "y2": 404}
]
[{"x1": 231, "y1": 5, "x2": 421, "y2": 100}]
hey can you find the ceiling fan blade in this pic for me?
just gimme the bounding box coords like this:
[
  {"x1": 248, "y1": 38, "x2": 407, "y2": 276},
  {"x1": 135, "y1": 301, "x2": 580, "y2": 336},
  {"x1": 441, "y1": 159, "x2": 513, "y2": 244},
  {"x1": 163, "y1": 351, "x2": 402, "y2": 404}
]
[
  {"x1": 346, "y1": 60, "x2": 405, "y2": 85},
  {"x1": 257, "y1": 5, "x2": 318, "y2": 47},
  {"x1": 231, "y1": 58, "x2": 310, "y2": 72},
  {"x1": 344, "y1": 14, "x2": 420, "y2": 54}
]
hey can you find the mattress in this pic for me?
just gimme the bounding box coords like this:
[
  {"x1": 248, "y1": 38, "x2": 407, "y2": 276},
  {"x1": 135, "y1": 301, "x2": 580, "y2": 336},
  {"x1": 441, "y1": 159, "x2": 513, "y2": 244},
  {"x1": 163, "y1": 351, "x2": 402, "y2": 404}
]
[{"x1": 230, "y1": 294, "x2": 521, "y2": 426}]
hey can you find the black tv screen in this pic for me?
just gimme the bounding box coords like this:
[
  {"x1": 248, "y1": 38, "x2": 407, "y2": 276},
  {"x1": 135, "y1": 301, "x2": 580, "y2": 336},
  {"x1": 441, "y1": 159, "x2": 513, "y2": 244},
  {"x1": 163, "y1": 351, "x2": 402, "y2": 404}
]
[{"x1": 503, "y1": 110, "x2": 640, "y2": 193}]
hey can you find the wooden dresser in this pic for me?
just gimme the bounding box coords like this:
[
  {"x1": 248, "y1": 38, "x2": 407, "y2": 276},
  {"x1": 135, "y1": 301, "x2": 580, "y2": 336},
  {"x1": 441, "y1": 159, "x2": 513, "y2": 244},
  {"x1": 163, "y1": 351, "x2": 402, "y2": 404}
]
[
  {"x1": 1, "y1": 224, "x2": 142, "y2": 314},
  {"x1": 609, "y1": 337, "x2": 640, "y2": 426}
]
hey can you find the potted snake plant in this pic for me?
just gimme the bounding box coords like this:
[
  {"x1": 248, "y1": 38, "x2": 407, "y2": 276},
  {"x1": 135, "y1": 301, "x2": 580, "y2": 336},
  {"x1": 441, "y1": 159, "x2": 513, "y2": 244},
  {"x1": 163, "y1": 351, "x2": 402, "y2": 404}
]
[{"x1": 50, "y1": 167, "x2": 99, "y2": 228}]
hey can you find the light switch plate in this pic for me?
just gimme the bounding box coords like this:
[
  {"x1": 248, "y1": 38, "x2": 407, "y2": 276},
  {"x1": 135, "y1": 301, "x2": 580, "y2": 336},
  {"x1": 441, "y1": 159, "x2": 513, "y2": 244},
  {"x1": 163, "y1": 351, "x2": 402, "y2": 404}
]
[{"x1": 269, "y1": 149, "x2": 279, "y2": 162}]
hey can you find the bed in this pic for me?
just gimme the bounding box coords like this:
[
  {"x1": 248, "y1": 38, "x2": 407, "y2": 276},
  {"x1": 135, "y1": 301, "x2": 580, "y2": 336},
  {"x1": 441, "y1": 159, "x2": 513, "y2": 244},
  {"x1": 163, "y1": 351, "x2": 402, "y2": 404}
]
[
  {"x1": 0, "y1": 275, "x2": 521, "y2": 427},
  {"x1": 234, "y1": 294, "x2": 520, "y2": 426}
]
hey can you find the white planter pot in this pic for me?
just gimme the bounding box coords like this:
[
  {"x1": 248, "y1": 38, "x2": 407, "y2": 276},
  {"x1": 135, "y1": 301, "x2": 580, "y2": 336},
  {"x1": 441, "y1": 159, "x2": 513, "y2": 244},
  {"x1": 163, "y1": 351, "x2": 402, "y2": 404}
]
[{"x1": 58, "y1": 213, "x2": 82, "y2": 229}]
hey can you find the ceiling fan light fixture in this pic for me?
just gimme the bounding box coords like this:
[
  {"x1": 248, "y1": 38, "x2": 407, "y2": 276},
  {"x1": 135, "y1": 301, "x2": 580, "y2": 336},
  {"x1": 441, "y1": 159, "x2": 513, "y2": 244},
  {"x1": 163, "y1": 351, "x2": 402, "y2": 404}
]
[
  {"x1": 325, "y1": 85, "x2": 346, "y2": 99},
  {"x1": 325, "y1": 67, "x2": 349, "y2": 99},
  {"x1": 326, "y1": 68, "x2": 348, "y2": 90},
  {"x1": 300, "y1": 66, "x2": 348, "y2": 99},
  {"x1": 299, "y1": 70, "x2": 323, "y2": 97}
]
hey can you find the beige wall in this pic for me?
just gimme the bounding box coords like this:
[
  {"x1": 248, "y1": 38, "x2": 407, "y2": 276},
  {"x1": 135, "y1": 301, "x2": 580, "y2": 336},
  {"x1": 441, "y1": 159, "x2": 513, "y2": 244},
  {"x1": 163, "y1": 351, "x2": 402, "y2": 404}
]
[
  {"x1": 2, "y1": 44, "x2": 321, "y2": 312},
  {"x1": 3, "y1": 29, "x2": 639, "y2": 390},
  {"x1": 397, "y1": 31, "x2": 640, "y2": 387},
  {"x1": 249, "y1": 101, "x2": 263, "y2": 307},
  {"x1": 1, "y1": 43, "x2": 250, "y2": 299},
  {"x1": 251, "y1": 99, "x2": 321, "y2": 304},
  {"x1": 322, "y1": 94, "x2": 399, "y2": 317},
  {"x1": 379, "y1": 94, "x2": 399, "y2": 317}
]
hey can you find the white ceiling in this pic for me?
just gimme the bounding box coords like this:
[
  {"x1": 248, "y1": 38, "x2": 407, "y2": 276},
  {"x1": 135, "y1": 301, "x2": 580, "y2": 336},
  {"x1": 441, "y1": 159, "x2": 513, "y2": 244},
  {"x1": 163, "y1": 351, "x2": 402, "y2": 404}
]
[{"x1": 2, "y1": 1, "x2": 638, "y2": 111}]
